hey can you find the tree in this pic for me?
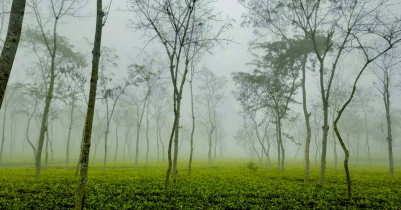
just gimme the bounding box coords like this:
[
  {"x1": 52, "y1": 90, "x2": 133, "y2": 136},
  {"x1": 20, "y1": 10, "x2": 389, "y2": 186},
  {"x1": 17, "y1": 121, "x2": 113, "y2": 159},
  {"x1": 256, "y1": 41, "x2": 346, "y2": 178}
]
[
  {"x1": 27, "y1": 0, "x2": 88, "y2": 179},
  {"x1": 126, "y1": 58, "x2": 163, "y2": 168},
  {"x1": 239, "y1": 0, "x2": 327, "y2": 182},
  {"x1": 0, "y1": 0, "x2": 26, "y2": 108},
  {"x1": 371, "y1": 50, "x2": 401, "y2": 177},
  {"x1": 0, "y1": 83, "x2": 18, "y2": 163},
  {"x1": 98, "y1": 49, "x2": 131, "y2": 170},
  {"x1": 233, "y1": 77, "x2": 271, "y2": 166},
  {"x1": 233, "y1": 39, "x2": 301, "y2": 171},
  {"x1": 356, "y1": 88, "x2": 375, "y2": 166},
  {"x1": 333, "y1": 5, "x2": 401, "y2": 197},
  {"x1": 150, "y1": 83, "x2": 171, "y2": 163},
  {"x1": 75, "y1": 0, "x2": 112, "y2": 208},
  {"x1": 197, "y1": 68, "x2": 226, "y2": 165},
  {"x1": 127, "y1": 0, "x2": 232, "y2": 190}
]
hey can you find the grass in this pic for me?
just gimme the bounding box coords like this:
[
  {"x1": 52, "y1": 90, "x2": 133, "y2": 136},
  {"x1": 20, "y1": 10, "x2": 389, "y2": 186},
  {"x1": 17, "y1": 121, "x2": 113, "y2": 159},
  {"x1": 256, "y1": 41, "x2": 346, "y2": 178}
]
[{"x1": 0, "y1": 161, "x2": 400, "y2": 209}]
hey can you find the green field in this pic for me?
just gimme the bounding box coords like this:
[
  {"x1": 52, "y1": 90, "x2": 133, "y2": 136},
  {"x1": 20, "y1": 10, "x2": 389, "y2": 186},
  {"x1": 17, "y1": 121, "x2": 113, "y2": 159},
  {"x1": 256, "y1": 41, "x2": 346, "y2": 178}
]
[{"x1": 0, "y1": 161, "x2": 400, "y2": 209}]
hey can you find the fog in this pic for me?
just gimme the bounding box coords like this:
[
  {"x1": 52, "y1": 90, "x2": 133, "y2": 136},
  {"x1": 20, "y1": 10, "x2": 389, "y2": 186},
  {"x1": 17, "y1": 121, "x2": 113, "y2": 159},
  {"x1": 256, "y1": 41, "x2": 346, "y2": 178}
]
[{"x1": 0, "y1": 0, "x2": 401, "y2": 208}]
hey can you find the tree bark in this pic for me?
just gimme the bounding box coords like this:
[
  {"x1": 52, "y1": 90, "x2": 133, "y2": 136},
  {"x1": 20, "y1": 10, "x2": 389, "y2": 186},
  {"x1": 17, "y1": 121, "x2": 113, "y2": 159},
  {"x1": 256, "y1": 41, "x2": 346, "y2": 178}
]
[
  {"x1": 74, "y1": 0, "x2": 104, "y2": 208},
  {"x1": 0, "y1": 0, "x2": 26, "y2": 107}
]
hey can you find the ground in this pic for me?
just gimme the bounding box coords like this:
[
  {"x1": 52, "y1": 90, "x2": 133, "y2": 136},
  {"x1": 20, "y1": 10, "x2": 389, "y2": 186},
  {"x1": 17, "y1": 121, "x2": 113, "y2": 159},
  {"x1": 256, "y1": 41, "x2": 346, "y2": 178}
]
[{"x1": 0, "y1": 161, "x2": 400, "y2": 209}]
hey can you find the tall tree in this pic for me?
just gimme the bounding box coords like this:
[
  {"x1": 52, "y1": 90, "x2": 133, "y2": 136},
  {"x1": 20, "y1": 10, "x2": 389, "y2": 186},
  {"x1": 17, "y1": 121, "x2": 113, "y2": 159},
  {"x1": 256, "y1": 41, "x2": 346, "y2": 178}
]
[
  {"x1": 333, "y1": 7, "x2": 401, "y2": 197},
  {"x1": 197, "y1": 68, "x2": 226, "y2": 165},
  {"x1": 75, "y1": 0, "x2": 112, "y2": 208},
  {"x1": 233, "y1": 39, "x2": 301, "y2": 171},
  {"x1": 28, "y1": 0, "x2": 88, "y2": 179},
  {"x1": 127, "y1": 58, "x2": 163, "y2": 168},
  {"x1": 372, "y1": 50, "x2": 401, "y2": 177},
  {"x1": 128, "y1": 0, "x2": 232, "y2": 189}
]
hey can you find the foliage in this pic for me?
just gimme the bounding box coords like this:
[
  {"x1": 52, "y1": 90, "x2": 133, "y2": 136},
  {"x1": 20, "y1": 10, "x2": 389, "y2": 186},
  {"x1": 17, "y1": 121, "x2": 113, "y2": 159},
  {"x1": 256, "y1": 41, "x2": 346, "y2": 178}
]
[
  {"x1": 0, "y1": 162, "x2": 400, "y2": 209},
  {"x1": 246, "y1": 161, "x2": 258, "y2": 172}
]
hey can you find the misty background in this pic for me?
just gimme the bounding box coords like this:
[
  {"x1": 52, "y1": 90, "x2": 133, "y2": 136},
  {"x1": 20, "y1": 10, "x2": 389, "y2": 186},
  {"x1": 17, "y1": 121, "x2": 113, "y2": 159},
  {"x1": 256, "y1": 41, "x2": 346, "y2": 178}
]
[{"x1": 0, "y1": 0, "x2": 400, "y2": 166}]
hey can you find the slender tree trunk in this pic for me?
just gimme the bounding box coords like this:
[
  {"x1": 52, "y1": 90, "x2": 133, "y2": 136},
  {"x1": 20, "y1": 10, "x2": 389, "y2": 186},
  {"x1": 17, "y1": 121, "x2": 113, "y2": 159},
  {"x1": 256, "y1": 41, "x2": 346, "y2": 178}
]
[
  {"x1": 146, "y1": 99, "x2": 150, "y2": 164},
  {"x1": 135, "y1": 124, "x2": 140, "y2": 167},
  {"x1": 75, "y1": 1, "x2": 104, "y2": 208},
  {"x1": 173, "y1": 102, "x2": 181, "y2": 183},
  {"x1": 213, "y1": 128, "x2": 217, "y2": 161},
  {"x1": 156, "y1": 122, "x2": 160, "y2": 162},
  {"x1": 208, "y1": 127, "x2": 214, "y2": 164},
  {"x1": 134, "y1": 92, "x2": 149, "y2": 168},
  {"x1": 50, "y1": 123, "x2": 54, "y2": 162},
  {"x1": 103, "y1": 121, "x2": 109, "y2": 170},
  {"x1": 0, "y1": 98, "x2": 7, "y2": 163},
  {"x1": 66, "y1": 98, "x2": 75, "y2": 169},
  {"x1": 384, "y1": 85, "x2": 394, "y2": 177},
  {"x1": 9, "y1": 114, "x2": 13, "y2": 159},
  {"x1": 75, "y1": 127, "x2": 84, "y2": 176},
  {"x1": 301, "y1": 33, "x2": 312, "y2": 182},
  {"x1": 278, "y1": 118, "x2": 284, "y2": 171},
  {"x1": 0, "y1": 0, "x2": 26, "y2": 107},
  {"x1": 276, "y1": 119, "x2": 280, "y2": 169},
  {"x1": 159, "y1": 124, "x2": 165, "y2": 162},
  {"x1": 332, "y1": 113, "x2": 337, "y2": 169},
  {"x1": 319, "y1": 100, "x2": 330, "y2": 185},
  {"x1": 35, "y1": 18, "x2": 59, "y2": 179},
  {"x1": 356, "y1": 132, "x2": 360, "y2": 164},
  {"x1": 45, "y1": 128, "x2": 49, "y2": 170},
  {"x1": 165, "y1": 115, "x2": 177, "y2": 191},
  {"x1": 188, "y1": 78, "x2": 195, "y2": 173},
  {"x1": 363, "y1": 112, "x2": 371, "y2": 165},
  {"x1": 114, "y1": 121, "x2": 119, "y2": 162}
]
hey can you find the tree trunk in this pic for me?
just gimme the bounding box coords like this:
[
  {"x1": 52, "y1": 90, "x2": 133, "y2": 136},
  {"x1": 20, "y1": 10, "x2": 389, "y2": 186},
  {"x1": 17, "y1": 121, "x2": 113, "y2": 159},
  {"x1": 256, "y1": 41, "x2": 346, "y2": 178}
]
[
  {"x1": 319, "y1": 99, "x2": 330, "y2": 185},
  {"x1": 188, "y1": 78, "x2": 195, "y2": 175},
  {"x1": 114, "y1": 121, "x2": 119, "y2": 162},
  {"x1": 0, "y1": 98, "x2": 7, "y2": 163},
  {"x1": 103, "y1": 121, "x2": 109, "y2": 170},
  {"x1": 384, "y1": 81, "x2": 394, "y2": 177},
  {"x1": 301, "y1": 33, "x2": 312, "y2": 182},
  {"x1": 35, "y1": 18, "x2": 59, "y2": 179},
  {"x1": 213, "y1": 127, "x2": 217, "y2": 161},
  {"x1": 0, "y1": 0, "x2": 26, "y2": 107},
  {"x1": 208, "y1": 127, "x2": 214, "y2": 164},
  {"x1": 9, "y1": 113, "x2": 13, "y2": 159},
  {"x1": 134, "y1": 92, "x2": 149, "y2": 168},
  {"x1": 75, "y1": 127, "x2": 85, "y2": 176},
  {"x1": 44, "y1": 128, "x2": 49, "y2": 170},
  {"x1": 363, "y1": 112, "x2": 371, "y2": 165},
  {"x1": 50, "y1": 123, "x2": 54, "y2": 162},
  {"x1": 74, "y1": 0, "x2": 104, "y2": 208},
  {"x1": 173, "y1": 102, "x2": 181, "y2": 183},
  {"x1": 356, "y1": 132, "x2": 360, "y2": 164},
  {"x1": 278, "y1": 118, "x2": 284, "y2": 171},
  {"x1": 156, "y1": 122, "x2": 160, "y2": 162},
  {"x1": 146, "y1": 99, "x2": 150, "y2": 164},
  {"x1": 66, "y1": 97, "x2": 75, "y2": 169},
  {"x1": 159, "y1": 123, "x2": 165, "y2": 162},
  {"x1": 164, "y1": 114, "x2": 177, "y2": 191}
]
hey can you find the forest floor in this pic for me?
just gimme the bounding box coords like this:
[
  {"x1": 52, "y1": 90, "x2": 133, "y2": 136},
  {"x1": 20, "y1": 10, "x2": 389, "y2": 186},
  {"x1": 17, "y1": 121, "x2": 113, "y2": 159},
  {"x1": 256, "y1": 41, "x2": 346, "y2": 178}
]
[{"x1": 0, "y1": 161, "x2": 400, "y2": 209}]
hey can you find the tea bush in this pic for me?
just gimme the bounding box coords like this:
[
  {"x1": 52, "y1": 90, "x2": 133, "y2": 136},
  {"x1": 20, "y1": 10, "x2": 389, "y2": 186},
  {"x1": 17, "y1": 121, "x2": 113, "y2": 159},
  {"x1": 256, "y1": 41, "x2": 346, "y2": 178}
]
[{"x1": 0, "y1": 161, "x2": 399, "y2": 209}]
